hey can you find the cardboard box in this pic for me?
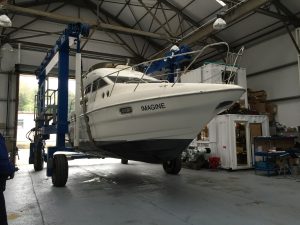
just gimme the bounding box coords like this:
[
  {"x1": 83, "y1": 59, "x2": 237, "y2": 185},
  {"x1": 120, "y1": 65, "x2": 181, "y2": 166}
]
[
  {"x1": 250, "y1": 102, "x2": 266, "y2": 113},
  {"x1": 266, "y1": 103, "x2": 277, "y2": 114},
  {"x1": 248, "y1": 90, "x2": 267, "y2": 102},
  {"x1": 266, "y1": 113, "x2": 275, "y2": 122}
]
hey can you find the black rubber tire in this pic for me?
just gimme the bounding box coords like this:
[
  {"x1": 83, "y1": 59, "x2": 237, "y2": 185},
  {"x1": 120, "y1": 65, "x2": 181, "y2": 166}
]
[
  {"x1": 121, "y1": 159, "x2": 128, "y2": 164},
  {"x1": 52, "y1": 155, "x2": 68, "y2": 187},
  {"x1": 34, "y1": 146, "x2": 44, "y2": 171},
  {"x1": 163, "y1": 156, "x2": 182, "y2": 175}
]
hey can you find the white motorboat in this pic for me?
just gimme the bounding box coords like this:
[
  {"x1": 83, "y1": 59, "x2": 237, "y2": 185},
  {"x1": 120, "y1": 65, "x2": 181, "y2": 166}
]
[{"x1": 69, "y1": 61, "x2": 245, "y2": 173}]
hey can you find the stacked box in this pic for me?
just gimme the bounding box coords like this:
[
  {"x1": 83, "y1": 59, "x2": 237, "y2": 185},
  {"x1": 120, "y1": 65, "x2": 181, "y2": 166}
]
[{"x1": 248, "y1": 89, "x2": 277, "y2": 122}]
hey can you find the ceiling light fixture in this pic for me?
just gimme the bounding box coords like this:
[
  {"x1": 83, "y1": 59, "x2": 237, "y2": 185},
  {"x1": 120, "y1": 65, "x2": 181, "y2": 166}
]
[
  {"x1": 216, "y1": 0, "x2": 227, "y2": 7},
  {"x1": 0, "y1": 14, "x2": 12, "y2": 27},
  {"x1": 213, "y1": 13, "x2": 227, "y2": 30}
]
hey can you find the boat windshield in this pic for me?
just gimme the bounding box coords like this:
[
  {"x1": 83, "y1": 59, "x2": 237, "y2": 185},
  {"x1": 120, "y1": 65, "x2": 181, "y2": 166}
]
[{"x1": 108, "y1": 75, "x2": 162, "y2": 83}]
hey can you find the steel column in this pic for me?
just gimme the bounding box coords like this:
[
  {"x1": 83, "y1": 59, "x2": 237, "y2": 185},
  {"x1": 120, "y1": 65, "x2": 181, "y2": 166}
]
[
  {"x1": 56, "y1": 39, "x2": 69, "y2": 149},
  {"x1": 74, "y1": 51, "x2": 81, "y2": 147}
]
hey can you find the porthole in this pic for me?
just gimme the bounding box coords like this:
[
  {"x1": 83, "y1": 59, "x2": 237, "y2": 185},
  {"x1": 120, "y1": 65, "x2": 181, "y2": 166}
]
[
  {"x1": 120, "y1": 107, "x2": 132, "y2": 114},
  {"x1": 102, "y1": 93, "x2": 105, "y2": 98},
  {"x1": 107, "y1": 90, "x2": 110, "y2": 97}
]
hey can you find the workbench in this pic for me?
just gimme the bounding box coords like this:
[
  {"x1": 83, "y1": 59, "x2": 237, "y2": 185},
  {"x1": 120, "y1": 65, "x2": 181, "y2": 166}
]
[
  {"x1": 254, "y1": 151, "x2": 289, "y2": 176},
  {"x1": 253, "y1": 136, "x2": 299, "y2": 176}
]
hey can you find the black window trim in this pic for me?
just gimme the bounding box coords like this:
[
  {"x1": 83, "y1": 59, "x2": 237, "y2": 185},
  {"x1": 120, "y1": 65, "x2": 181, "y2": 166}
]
[{"x1": 84, "y1": 84, "x2": 91, "y2": 95}]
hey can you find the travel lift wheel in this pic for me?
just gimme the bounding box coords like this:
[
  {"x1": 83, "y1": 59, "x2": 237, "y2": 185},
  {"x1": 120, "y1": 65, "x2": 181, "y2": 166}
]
[
  {"x1": 34, "y1": 142, "x2": 44, "y2": 171},
  {"x1": 163, "y1": 156, "x2": 182, "y2": 175},
  {"x1": 121, "y1": 159, "x2": 128, "y2": 164},
  {"x1": 52, "y1": 154, "x2": 69, "y2": 187}
]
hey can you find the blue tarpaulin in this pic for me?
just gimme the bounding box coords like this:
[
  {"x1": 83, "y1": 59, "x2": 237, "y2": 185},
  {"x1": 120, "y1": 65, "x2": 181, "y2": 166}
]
[{"x1": 145, "y1": 45, "x2": 192, "y2": 82}]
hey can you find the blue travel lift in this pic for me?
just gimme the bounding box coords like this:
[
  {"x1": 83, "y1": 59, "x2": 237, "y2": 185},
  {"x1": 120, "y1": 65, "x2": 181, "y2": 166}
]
[{"x1": 28, "y1": 23, "x2": 90, "y2": 187}]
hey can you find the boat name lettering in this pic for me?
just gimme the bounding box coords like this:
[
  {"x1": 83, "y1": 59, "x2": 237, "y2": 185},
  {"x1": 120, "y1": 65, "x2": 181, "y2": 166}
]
[{"x1": 141, "y1": 103, "x2": 166, "y2": 111}]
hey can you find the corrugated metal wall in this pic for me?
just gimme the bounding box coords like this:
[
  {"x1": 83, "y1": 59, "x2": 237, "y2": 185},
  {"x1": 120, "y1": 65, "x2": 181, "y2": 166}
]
[
  {"x1": 0, "y1": 71, "x2": 19, "y2": 164},
  {"x1": 241, "y1": 31, "x2": 300, "y2": 128}
]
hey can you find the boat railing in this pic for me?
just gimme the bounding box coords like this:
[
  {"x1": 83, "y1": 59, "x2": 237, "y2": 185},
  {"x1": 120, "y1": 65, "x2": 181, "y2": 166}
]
[
  {"x1": 224, "y1": 46, "x2": 245, "y2": 83},
  {"x1": 171, "y1": 42, "x2": 230, "y2": 87},
  {"x1": 133, "y1": 42, "x2": 230, "y2": 90},
  {"x1": 109, "y1": 71, "x2": 120, "y2": 96},
  {"x1": 45, "y1": 89, "x2": 57, "y2": 108},
  {"x1": 93, "y1": 41, "x2": 244, "y2": 96},
  {"x1": 133, "y1": 61, "x2": 153, "y2": 92}
]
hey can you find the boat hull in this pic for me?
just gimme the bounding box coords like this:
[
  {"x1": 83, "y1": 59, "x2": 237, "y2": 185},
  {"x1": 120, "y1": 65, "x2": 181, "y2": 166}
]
[
  {"x1": 79, "y1": 139, "x2": 192, "y2": 163},
  {"x1": 70, "y1": 86, "x2": 244, "y2": 163}
]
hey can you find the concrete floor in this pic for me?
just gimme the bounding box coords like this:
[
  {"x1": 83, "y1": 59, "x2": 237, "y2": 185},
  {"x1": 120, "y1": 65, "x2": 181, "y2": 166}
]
[{"x1": 4, "y1": 150, "x2": 300, "y2": 225}]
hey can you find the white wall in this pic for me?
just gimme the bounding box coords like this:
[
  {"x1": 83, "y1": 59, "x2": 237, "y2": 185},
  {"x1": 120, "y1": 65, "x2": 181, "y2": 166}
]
[{"x1": 241, "y1": 31, "x2": 300, "y2": 128}]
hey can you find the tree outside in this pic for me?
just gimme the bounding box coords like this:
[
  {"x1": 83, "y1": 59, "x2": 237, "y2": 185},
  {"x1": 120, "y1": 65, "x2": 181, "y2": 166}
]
[
  {"x1": 18, "y1": 82, "x2": 37, "y2": 112},
  {"x1": 18, "y1": 76, "x2": 76, "y2": 113}
]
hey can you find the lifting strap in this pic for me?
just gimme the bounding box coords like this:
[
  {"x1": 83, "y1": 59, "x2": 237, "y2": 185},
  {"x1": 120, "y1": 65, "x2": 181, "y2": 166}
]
[{"x1": 80, "y1": 70, "x2": 96, "y2": 146}]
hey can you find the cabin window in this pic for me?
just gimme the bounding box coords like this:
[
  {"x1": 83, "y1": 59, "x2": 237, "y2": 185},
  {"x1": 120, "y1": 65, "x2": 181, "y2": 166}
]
[
  {"x1": 108, "y1": 76, "x2": 135, "y2": 83},
  {"x1": 108, "y1": 75, "x2": 161, "y2": 84},
  {"x1": 92, "y1": 78, "x2": 108, "y2": 92},
  {"x1": 84, "y1": 84, "x2": 91, "y2": 94},
  {"x1": 98, "y1": 79, "x2": 107, "y2": 89},
  {"x1": 92, "y1": 78, "x2": 100, "y2": 92}
]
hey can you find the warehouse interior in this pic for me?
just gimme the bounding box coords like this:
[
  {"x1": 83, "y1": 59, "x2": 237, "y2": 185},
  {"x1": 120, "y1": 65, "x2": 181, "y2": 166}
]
[{"x1": 0, "y1": 0, "x2": 300, "y2": 225}]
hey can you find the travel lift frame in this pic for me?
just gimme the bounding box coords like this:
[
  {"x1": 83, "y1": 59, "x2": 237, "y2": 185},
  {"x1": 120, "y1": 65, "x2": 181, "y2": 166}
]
[{"x1": 29, "y1": 23, "x2": 90, "y2": 187}]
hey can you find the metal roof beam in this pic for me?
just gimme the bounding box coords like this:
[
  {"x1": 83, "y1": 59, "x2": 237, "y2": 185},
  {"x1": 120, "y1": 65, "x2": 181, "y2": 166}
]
[
  {"x1": 272, "y1": 0, "x2": 300, "y2": 27},
  {"x1": 273, "y1": 3, "x2": 300, "y2": 54},
  {"x1": 14, "y1": 0, "x2": 63, "y2": 7},
  {"x1": 159, "y1": 0, "x2": 224, "y2": 43},
  {"x1": 0, "y1": 3, "x2": 170, "y2": 40},
  {"x1": 181, "y1": 0, "x2": 271, "y2": 46},
  {"x1": 7, "y1": 26, "x2": 123, "y2": 46},
  {"x1": 5, "y1": 2, "x2": 66, "y2": 38},
  {"x1": 79, "y1": 0, "x2": 165, "y2": 51},
  {"x1": 138, "y1": 0, "x2": 173, "y2": 38},
  {"x1": 83, "y1": 2, "x2": 140, "y2": 58},
  {"x1": 159, "y1": 0, "x2": 198, "y2": 28},
  {"x1": 256, "y1": 8, "x2": 289, "y2": 21},
  {"x1": 8, "y1": 40, "x2": 139, "y2": 62}
]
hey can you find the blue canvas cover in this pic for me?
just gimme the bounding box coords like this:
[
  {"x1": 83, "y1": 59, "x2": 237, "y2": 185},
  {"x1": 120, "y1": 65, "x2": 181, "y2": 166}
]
[{"x1": 0, "y1": 133, "x2": 14, "y2": 177}]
